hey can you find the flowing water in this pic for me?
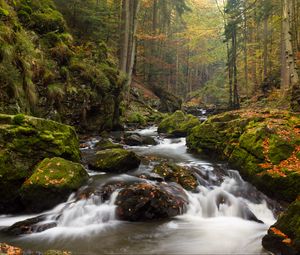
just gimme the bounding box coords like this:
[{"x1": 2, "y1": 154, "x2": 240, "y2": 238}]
[{"x1": 0, "y1": 126, "x2": 281, "y2": 254}]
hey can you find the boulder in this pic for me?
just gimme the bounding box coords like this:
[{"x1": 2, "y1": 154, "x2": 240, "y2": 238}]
[
  {"x1": 124, "y1": 133, "x2": 157, "y2": 146},
  {"x1": 153, "y1": 162, "x2": 198, "y2": 191},
  {"x1": 20, "y1": 157, "x2": 88, "y2": 212},
  {"x1": 95, "y1": 138, "x2": 123, "y2": 150},
  {"x1": 158, "y1": 110, "x2": 200, "y2": 137},
  {"x1": 262, "y1": 200, "x2": 300, "y2": 255},
  {"x1": 0, "y1": 114, "x2": 81, "y2": 213},
  {"x1": 88, "y1": 148, "x2": 141, "y2": 173},
  {"x1": 115, "y1": 182, "x2": 188, "y2": 221}
]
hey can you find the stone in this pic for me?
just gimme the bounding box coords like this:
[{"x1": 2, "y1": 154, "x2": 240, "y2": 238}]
[
  {"x1": 124, "y1": 133, "x2": 157, "y2": 146},
  {"x1": 263, "y1": 200, "x2": 300, "y2": 255},
  {"x1": 88, "y1": 148, "x2": 141, "y2": 173},
  {"x1": 153, "y1": 162, "x2": 198, "y2": 191},
  {"x1": 0, "y1": 114, "x2": 81, "y2": 213},
  {"x1": 20, "y1": 157, "x2": 88, "y2": 212},
  {"x1": 115, "y1": 182, "x2": 188, "y2": 221}
]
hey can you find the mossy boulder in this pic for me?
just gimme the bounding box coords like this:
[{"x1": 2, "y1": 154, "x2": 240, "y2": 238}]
[
  {"x1": 95, "y1": 138, "x2": 123, "y2": 150},
  {"x1": 153, "y1": 162, "x2": 198, "y2": 191},
  {"x1": 0, "y1": 114, "x2": 80, "y2": 213},
  {"x1": 20, "y1": 157, "x2": 88, "y2": 212},
  {"x1": 88, "y1": 148, "x2": 141, "y2": 173},
  {"x1": 263, "y1": 200, "x2": 300, "y2": 255},
  {"x1": 158, "y1": 110, "x2": 200, "y2": 137},
  {"x1": 187, "y1": 109, "x2": 300, "y2": 203},
  {"x1": 115, "y1": 182, "x2": 188, "y2": 221}
]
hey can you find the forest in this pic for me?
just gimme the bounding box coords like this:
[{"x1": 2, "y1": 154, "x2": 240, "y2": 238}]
[{"x1": 0, "y1": 0, "x2": 300, "y2": 254}]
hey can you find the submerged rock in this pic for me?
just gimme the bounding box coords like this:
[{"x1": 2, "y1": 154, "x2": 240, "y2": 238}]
[
  {"x1": 4, "y1": 215, "x2": 56, "y2": 235},
  {"x1": 158, "y1": 110, "x2": 200, "y2": 137},
  {"x1": 20, "y1": 157, "x2": 88, "y2": 212},
  {"x1": 153, "y1": 162, "x2": 198, "y2": 191},
  {"x1": 0, "y1": 114, "x2": 81, "y2": 213},
  {"x1": 88, "y1": 148, "x2": 141, "y2": 173},
  {"x1": 116, "y1": 182, "x2": 188, "y2": 221},
  {"x1": 263, "y1": 200, "x2": 300, "y2": 255}
]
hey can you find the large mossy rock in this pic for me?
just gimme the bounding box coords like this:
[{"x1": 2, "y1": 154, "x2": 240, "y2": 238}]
[
  {"x1": 158, "y1": 110, "x2": 200, "y2": 137},
  {"x1": 20, "y1": 157, "x2": 88, "y2": 212},
  {"x1": 262, "y1": 200, "x2": 300, "y2": 255},
  {"x1": 187, "y1": 109, "x2": 300, "y2": 203},
  {"x1": 88, "y1": 148, "x2": 141, "y2": 173},
  {"x1": 115, "y1": 182, "x2": 188, "y2": 221},
  {"x1": 0, "y1": 114, "x2": 81, "y2": 213},
  {"x1": 153, "y1": 162, "x2": 198, "y2": 191}
]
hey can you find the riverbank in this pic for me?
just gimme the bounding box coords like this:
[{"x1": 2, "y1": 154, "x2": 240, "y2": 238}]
[{"x1": 187, "y1": 108, "x2": 300, "y2": 254}]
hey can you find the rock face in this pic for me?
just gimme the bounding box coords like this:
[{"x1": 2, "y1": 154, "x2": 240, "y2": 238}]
[
  {"x1": 262, "y1": 200, "x2": 300, "y2": 255},
  {"x1": 115, "y1": 182, "x2": 188, "y2": 221},
  {"x1": 20, "y1": 157, "x2": 88, "y2": 212},
  {"x1": 187, "y1": 109, "x2": 300, "y2": 203},
  {"x1": 158, "y1": 110, "x2": 200, "y2": 137},
  {"x1": 88, "y1": 148, "x2": 141, "y2": 173},
  {"x1": 153, "y1": 162, "x2": 198, "y2": 191},
  {"x1": 0, "y1": 114, "x2": 81, "y2": 213}
]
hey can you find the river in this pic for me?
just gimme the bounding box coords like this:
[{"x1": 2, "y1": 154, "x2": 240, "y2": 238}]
[{"x1": 0, "y1": 126, "x2": 281, "y2": 254}]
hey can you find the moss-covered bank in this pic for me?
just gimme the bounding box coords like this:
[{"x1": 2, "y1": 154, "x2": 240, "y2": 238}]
[
  {"x1": 187, "y1": 109, "x2": 300, "y2": 202},
  {"x1": 0, "y1": 113, "x2": 81, "y2": 213},
  {"x1": 186, "y1": 109, "x2": 300, "y2": 253}
]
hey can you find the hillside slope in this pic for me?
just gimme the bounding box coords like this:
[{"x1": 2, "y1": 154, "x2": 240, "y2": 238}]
[{"x1": 0, "y1": 0, "x2": 124, "y2": 132}]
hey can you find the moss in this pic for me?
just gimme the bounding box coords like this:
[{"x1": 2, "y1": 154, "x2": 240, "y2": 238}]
[
  {"x1": 0, "y1": 7, "x2": 9, "y2": 18},
  {"x1": 89, "y1": 148, "x2": 140, "y2": 173},
  {"x1": 0, "y1": 114, "x2": 81, "y2": 213},
  {"x1": 95, "y1": 139, "x2": 123, "y2": 150},
  {"x1": 30, "y1": 9, "x2": 66, "y2": 34},
  {"x1": 238, "y1": 125, "x2": 266, "y2": 160},
  {"x1": 153, "y1": 162, "x2": 198, "y2": 191},
  {"x1": 158, "y1": 111, "x2": 200, "y2": 137},
  {"x1": 20, "y1": 157, "x2": 88, "y2": 212},
  {"x1": 275, "y1": 200, "x2": 300, "y2": 250},
  {"x1": 127, "y1": 112, "x2": 146, "y2": 125},
  {"x1": 269, "y1": 134, "x2": 295, "y2": 164},
  {"x1": 13, "y1": 114, "x2": 25, "y2": 125}
]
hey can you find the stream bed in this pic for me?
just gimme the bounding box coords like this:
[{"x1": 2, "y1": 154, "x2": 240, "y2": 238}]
[{"x1": 0, "y1": 126, "x2": 281, "y2": 254}]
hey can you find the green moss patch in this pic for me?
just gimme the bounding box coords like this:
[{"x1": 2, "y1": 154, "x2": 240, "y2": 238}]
[
  {"x1": 20, "y1": 157, "x2": 87, "y2": 212},
  {"x1": 88, "y1": 148, "x2": 141, "y2": 173},
  {"x1": 158, "y1": 110, "x2": 200, "y2": 137}
]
